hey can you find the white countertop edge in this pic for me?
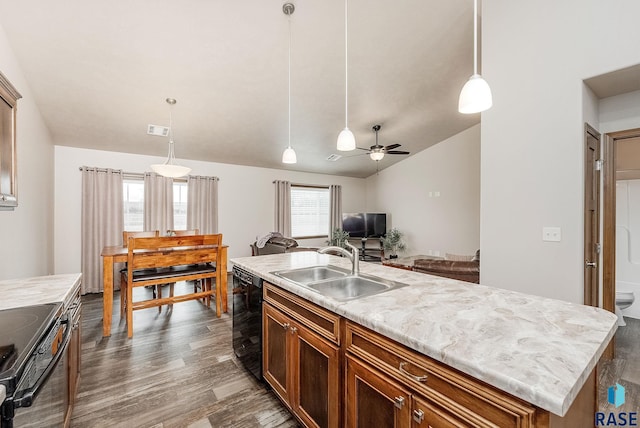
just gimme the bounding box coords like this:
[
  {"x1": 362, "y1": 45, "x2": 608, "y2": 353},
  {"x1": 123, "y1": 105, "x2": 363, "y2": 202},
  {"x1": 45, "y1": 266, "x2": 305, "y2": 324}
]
[
  {"x1": 231, "y1": 253, "x2": 617, "y2": 417},
  {"x1": 0, "y1": 384, "x2": 5, "y2": 406}
]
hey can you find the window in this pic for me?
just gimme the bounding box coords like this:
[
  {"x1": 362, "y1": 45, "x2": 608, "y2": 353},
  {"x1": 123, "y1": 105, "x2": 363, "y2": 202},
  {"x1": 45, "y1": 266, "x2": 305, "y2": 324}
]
[
  {"x1": 123, "y1": 179, "x2": 144, "y2": 231},
  {"x1": 122, "y1": 177, "x2": 188, "y2": 232},
  {"x1": 291, "y1": 185, "x2": 329, "y2": 238},
  {"x1": 173, "y1": 181, "x2": 188, "y2": 230}
]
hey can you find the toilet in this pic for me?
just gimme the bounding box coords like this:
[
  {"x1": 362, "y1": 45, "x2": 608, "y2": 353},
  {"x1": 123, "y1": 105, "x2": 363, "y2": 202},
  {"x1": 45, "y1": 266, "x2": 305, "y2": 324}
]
[{"x1": 615, "y1": 291, "x2": 635, "y2": 326}]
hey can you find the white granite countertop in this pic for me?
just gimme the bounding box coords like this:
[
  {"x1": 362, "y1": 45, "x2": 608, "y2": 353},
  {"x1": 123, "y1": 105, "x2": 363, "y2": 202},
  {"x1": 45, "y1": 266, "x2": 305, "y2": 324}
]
[
  {"x1": 0, "y1": 273, "x2": 82, "y2": 310},
  {"x1": 0, "y1": 384, "x2": 4, "y2": 406},
  {"x1": 230, "y1": 252, "x2": 617, "y2": 417}
]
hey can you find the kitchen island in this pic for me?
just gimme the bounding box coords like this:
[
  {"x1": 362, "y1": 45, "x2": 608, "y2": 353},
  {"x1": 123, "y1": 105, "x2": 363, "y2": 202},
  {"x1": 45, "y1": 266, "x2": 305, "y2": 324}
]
[{"x1": 231, "y1": 252, "x2": 617, "y2": 426}]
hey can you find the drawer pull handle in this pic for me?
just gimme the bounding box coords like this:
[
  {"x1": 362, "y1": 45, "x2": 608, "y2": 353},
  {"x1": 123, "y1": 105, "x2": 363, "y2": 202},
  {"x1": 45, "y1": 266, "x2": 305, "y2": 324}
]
[
  {"x1": 413, "y1": 409, "x2": 425, "y2": 423},
  {"x1": 393, "y1": 396, "x2": 405, "y2": 409},
  {"x1": 399, "y1": 361, "x2": 428, "y2": 382}
]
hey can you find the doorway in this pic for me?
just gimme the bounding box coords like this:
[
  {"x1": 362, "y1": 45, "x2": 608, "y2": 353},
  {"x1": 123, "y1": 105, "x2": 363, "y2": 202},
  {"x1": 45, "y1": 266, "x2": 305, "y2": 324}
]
[{"x1": 602, "y1": 128, "x2": 640, "y2": 360}]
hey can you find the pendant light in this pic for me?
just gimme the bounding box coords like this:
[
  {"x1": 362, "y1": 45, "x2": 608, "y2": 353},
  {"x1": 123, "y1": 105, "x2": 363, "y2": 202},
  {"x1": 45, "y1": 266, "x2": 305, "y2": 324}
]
[
  {"x1": 150, "y1": 98, "x2": 192, "y2": 178},
  {"x1": 282, "y1": 3, "x2": 297, "y2": 164},
  {"x1": 336, "y1": 0, "x2": 356, "y2": 151},
  {"x1": 458, "y1": 0, "x2": 492, "y2": 114}
]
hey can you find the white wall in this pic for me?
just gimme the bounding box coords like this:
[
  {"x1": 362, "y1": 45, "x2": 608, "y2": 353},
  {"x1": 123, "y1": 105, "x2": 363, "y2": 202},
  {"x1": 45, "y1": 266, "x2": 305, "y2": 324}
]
[
  {"x1": 481, "y1": 0, "x2": 640, "y2": 301},
  {"x1": 54, "y1": 146, "x2": 367, "y2": 275},
  {"x1": 0, "y1": 25, "x2": 55, "y2": 280},
  {"x1": 365, "y1": 124, "x2": 480, "y2": 257}
]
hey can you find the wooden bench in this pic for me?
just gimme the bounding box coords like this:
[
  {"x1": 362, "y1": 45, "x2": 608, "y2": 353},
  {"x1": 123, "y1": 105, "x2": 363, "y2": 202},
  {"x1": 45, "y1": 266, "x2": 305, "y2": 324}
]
[{"x1": 121, "y1": 234, "x2": 223, "y2": 338}]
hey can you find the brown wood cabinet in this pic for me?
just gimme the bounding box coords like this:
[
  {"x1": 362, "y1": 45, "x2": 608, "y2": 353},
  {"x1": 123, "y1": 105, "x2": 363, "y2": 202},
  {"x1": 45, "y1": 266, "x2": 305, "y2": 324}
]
[
  {"x1": 263, "y1": 283, "x2": 341, "y2": 428},
  {"x1": 262, "y1": 282, "x2": 598, "y2": 428}
]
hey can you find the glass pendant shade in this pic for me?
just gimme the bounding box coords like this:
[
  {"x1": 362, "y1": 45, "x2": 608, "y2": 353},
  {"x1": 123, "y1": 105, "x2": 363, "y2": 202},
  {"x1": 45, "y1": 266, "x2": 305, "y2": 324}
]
[
  {"x1": 282, "y1": 146, "x2": 297, "y2": 163},
  {"x1": 458, "y1": 0, "x2": 492, "y2": 114},
  {"x1": 458, "y1": 74, "x2": 493, "y2": 114},
  {"x1": 369, "y1": 150, "x2": 384, "y2": 161},
  {"x1": 151, "y1": 163, "x2": 192, "y2": 178},
  {"x1": 337, "y1": 127, "x2": 356, "y2": 151}
]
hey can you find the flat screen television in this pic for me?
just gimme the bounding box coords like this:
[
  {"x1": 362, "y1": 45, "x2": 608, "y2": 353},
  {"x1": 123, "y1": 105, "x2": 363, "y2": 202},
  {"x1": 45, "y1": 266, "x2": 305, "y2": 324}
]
[
  {"x1": 342, "y1": 213, "x2": 366, "y2": 238},
  {"x1": 342, "y1": 213, "x2": 387, "y2": 238}
]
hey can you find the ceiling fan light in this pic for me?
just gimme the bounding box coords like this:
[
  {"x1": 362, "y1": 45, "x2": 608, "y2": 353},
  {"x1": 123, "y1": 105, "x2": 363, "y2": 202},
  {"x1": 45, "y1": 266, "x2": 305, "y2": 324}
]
[
  {"x1": 458, "y1": 74, "x2": 493, "y2": 114},
  {"x1": 369, "y1": 151, "x2": 384, "y2": 161},
  {"x1": 337, "y1": 127, "x2": 356, "y2": 151},
  {"x1": 150, "y1": 163, "x2": 192, "y2": 178},
  {"x1": 282, "y1": 146, "x2": 297, "y2": 164}
]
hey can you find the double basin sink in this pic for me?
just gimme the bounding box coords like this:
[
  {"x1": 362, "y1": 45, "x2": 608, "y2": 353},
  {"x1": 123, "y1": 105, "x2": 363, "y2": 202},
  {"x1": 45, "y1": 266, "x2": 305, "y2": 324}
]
[{"x1": 271, "y1": 265, "x2": 407, "y2": 301}]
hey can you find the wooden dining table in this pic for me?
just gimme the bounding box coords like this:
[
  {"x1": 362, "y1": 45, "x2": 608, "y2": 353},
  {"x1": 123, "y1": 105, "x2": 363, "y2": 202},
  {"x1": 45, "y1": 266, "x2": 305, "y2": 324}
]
[{"x1": 101, "y1": 242, "x2": 228, "y2": 337}]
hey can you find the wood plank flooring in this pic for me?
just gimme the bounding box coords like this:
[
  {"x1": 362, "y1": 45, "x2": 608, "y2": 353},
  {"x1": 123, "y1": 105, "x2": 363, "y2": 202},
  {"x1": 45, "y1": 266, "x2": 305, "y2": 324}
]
[
  {"x1": 71, "y1": 280, "x2": 297, "y2": 428},
  {"x1": 598, "y1": 316, "x2": 640, "y2": 412},
  {"x1": 73, "y1": 279, "x2": 639, "y2": 426}
]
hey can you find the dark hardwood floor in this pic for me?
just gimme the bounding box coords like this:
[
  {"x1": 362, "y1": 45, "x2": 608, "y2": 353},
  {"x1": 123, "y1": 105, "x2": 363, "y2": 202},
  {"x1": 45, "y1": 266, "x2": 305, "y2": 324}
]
[
  {"x1": 598, "y1": 316, "x2": 640, "y2": 412},
  {"x1": 73, "y1": 278, "x2": 639, "y2": 426},
  {"x1": 71, "y1": 280, "x2": 297, "y2": 428}
]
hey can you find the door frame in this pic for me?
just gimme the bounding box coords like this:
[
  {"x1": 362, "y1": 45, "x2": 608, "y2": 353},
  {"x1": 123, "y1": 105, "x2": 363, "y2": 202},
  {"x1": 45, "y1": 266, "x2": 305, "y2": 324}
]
[
  {"x1": 584, "y1": 124, "x2": 601, "y2": 307},
  {"x1": 602, "y1": 127, "x2": 640, "y2": 358}
]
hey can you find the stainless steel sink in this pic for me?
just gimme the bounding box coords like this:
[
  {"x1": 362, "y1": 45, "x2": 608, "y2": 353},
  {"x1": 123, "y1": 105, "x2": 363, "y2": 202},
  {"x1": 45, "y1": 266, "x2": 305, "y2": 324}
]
[
  {"x1": 271, "y1": 266, "x2": 407, "y2": 301},
  {"x1": 273, "y1": 265, "x2": 349, "y2": 283}
]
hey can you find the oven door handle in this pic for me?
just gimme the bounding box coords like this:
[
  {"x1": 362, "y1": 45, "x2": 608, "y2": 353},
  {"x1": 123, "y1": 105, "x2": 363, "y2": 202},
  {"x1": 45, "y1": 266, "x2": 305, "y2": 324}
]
[{"x1": 13, "y1": 323, "x2": 72, "y2": 409}]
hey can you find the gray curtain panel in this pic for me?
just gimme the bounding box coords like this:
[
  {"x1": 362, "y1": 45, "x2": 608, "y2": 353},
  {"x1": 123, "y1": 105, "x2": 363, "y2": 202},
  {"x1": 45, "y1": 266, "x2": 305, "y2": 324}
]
[
  {"x1": 144, "y1": 172, "x2": 174, "y2": 235},
  {"x1": 329, "y1": 184, "x2": 342, "y2": 235},
  {"x1": 274, "y1": 180, "x2": 291, "y2": 236},
  {"x1": 81, "y1": 167, "x2": 123, "y2": 294},
  {"x1": 187, "y1": 175, "x2": 219, "y2": 234}
]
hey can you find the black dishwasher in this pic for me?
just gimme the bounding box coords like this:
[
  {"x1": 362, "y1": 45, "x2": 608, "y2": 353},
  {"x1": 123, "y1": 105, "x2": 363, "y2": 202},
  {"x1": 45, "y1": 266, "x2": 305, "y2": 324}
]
[{"x1": 232, "y1": 266, "x2": 263, "y2": 381}]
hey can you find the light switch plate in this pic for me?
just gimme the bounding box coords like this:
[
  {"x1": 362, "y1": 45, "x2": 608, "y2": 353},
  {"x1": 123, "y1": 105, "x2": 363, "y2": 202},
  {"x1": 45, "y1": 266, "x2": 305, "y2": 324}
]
[{"x1": 542, "y1": 227, "x2": 561, "y2": 242}]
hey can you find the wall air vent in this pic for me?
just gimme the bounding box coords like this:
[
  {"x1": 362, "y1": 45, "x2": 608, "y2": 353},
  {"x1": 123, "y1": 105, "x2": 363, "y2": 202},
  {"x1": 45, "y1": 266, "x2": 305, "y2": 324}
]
[
  {"x1": 147, "y1": 124, "x2": 169, "y2": 137},
  {"x1": 326, "y1": 154, "x2": 342, "y2": 161}
]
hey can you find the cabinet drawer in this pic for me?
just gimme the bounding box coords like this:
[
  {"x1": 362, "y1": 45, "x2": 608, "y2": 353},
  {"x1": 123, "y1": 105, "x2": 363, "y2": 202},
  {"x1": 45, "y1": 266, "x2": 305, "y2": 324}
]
[
  {"x1": 264, "y1": 282, "x2": 342, "y2": 345},
  {"x1": 346, "y1": 321, "x2": 538, "y2": 428}
]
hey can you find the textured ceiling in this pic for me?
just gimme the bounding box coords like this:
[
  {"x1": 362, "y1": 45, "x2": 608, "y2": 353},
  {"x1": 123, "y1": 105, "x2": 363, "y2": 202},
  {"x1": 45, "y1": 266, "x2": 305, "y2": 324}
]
[{"x1": 0, "y1": 0, "x2": 480, "y2": 178}]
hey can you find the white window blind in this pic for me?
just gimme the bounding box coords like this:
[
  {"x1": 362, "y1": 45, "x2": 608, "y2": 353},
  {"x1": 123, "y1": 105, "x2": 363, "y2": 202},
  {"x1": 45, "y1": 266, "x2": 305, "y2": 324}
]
[{"x1": 291, "y1": 186, "x2": 329, "y2": 238}]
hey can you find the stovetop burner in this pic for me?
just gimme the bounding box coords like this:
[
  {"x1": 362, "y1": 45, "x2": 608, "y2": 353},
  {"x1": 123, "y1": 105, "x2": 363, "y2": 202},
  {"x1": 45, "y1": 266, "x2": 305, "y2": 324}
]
[{"x1": 0, "y1": 303, "x2": 61, "y2": 386}]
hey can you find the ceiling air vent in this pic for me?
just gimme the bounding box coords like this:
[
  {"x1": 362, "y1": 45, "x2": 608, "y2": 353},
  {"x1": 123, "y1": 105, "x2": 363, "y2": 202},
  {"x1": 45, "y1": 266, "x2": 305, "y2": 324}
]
[
  {"x1": 326, "y1": 154, "x2": 342, "y2": 162},
  {"x1": 147, "y1": 124, "x2": 169, "y2": 137}
]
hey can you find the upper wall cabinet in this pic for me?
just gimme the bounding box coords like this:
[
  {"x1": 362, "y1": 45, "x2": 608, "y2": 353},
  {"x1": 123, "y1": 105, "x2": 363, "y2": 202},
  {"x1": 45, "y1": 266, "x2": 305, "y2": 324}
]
[{"x1": 0, "y1": 70, "x2": 21, "y2": 209}]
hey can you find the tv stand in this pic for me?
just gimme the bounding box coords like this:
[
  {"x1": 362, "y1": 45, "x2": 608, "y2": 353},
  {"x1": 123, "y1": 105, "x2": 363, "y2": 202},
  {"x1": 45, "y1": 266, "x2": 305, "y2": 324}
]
[{"x1": 357, "y1": 238, "x2": 383, "y2": 262}]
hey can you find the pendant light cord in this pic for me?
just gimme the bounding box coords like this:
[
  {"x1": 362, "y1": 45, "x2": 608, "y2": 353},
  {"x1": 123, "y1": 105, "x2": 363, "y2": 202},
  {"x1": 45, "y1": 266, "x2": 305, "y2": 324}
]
[
  {"x1": 473, "y1": 0, "x2": 478, "y2": 75},
  {"x1": 344, "y1": 0, "x2": 349, "y2": 128},
  {"x1": 288, "y1": 13, "x2": 292, "y2": 149}
]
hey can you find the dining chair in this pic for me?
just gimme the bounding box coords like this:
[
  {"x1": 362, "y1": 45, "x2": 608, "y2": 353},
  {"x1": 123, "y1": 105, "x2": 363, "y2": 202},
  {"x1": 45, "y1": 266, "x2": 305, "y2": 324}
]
[
  {"x1": 165, "y1": 230, "x2": 208, "y2": 296},
  {"x1": 120, "y1": 230, "x2": 162, "y2": 315}
]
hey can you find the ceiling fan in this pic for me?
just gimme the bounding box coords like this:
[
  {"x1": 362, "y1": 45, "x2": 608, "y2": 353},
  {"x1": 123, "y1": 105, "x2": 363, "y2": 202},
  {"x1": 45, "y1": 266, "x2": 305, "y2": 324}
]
[{"x1": 358, "y1": 124, "x2": 410, "y2": 161}]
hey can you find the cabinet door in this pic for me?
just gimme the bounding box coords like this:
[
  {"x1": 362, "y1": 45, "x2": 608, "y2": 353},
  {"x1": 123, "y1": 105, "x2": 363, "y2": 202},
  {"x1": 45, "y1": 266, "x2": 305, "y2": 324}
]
[
  {"x1": 346, "y1": 356, "x2": 411, "y2": 428},
  {"x1": 292, "y1": 322, "x2": 340, "y2": 428},
  {"x1": 263, "y1": 304, "x2": 292, "y2": 405}
]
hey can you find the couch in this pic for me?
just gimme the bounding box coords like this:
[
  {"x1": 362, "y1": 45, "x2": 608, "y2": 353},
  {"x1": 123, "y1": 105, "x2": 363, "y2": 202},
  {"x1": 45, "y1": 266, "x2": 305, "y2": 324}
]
[
  {"x1": 412, "y1": 250, "x2": 480, "y2": 283},
  {"x1": 250, "y1": 236, "x2": 317, "y2": 256}
]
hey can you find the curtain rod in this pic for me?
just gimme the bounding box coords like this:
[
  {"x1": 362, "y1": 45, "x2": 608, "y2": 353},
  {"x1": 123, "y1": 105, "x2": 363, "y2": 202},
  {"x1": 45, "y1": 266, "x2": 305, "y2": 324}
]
[
  {"x1": 272, "y1": 180, "x2": 330, "y2": 189},
  {"x1": 79, "y1": 167, "x2": 219, "y2": 181}
]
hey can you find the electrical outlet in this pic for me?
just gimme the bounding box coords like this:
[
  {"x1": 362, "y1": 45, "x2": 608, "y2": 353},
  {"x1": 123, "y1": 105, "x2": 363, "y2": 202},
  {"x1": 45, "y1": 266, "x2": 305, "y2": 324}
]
[{"x1": 542, "y1": 227, "x2": 561, "y2": 242}]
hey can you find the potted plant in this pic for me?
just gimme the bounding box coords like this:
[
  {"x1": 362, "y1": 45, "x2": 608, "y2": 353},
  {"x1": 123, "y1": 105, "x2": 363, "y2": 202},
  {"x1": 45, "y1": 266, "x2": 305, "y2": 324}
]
[
  {"x1": 382, "y1": 228, "x2": 406, "y2": 259},
  {"x1": 327, "y1": 228, "x2": 350, "y2": 248}
]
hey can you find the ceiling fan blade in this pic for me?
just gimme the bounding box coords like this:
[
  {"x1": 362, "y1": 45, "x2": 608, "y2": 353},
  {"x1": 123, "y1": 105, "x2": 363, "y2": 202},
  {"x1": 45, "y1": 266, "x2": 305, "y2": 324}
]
[
  {"x1": 387, "y1": 150, "x2": 410, "y2": 155},
  {"x1": 384, "y1": 143, "x2": 401, "y2": 151},
  {"x1": 355, "y1": 147, "x2": 370, "y2": 151}
]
